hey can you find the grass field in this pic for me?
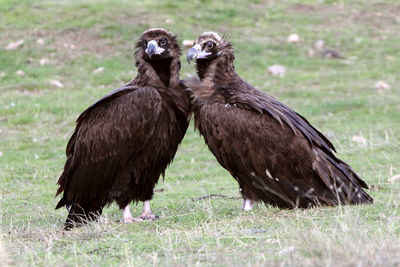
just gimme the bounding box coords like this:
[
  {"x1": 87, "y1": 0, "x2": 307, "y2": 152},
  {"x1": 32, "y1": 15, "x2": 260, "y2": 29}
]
[{"x1": 1, "y1": 0, "x2": 400, "y2": 265}]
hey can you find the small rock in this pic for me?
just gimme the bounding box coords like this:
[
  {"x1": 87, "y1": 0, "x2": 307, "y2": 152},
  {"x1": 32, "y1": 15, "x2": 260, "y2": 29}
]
[
  {"x1": 49, "y1": 79, "x2": 64, "y2": 88},
  {"x1": 388, "y1": 174, "x2": 400, "y2": 183},
  {"x1": 278, "y1": 246, "x2": 295, "y2": 255},
  {"x1": 374, "y1": 81, "x2": 390, "y2": 90},
  {"x1": 93, "y1": 67, "x2": 105, "y2": 74},
  {"x1": 268, "y1": 64, "x2": 286, "y2": 78},
  {"x1": 16, "y1": 70, "x2": 25, "y2": 76},
  {"x1": 5, "y1": 39, "x2": 24, "y2": 50},
  {"x1": 287, "y1": 33, "x2": 300, "y2": 43},
  {"x1": 314, "y1": 40, "x2": 325, "y2": 51},
  {"x1": 342, "y1": 59, "x2": 355, "y2": 65},
  {"x1": 386, "y1": 56, "x2": 395, "y2": 61},
  {"x1": 314, "y1": 40, "x2": 344, "y2": 59},
  {"x1": 36, "y1": 38, "x2": 45, "y2": 46},
  {"x1": 39, "y1": 58, "x2": 49, "y2": 65},
  {"x1": 0, "y1": 72, "x2": 5, "y2": 78},
  {"x1": 352, "y1": 135, "x2": 367, "y2": 145},
  {"x1": 323, "y1": 49, "x2": 344, "y2": 59},
  {"x1": 63, "y1": 43, "x2": 75, "y2": 50},
  {"x1": 182, "y1": 40, "x2": 194, "y2": 48}
]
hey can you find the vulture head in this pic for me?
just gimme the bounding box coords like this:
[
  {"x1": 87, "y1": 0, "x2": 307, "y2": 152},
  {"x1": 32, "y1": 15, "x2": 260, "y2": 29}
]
[
  {"x1": 186, "y1": 32, "x2": 234, "y2": 80},
  {"x1": 134, "y1": 28, "x2": 181, "y2": 87},
  {"x1": 137, "y1": 28, "x2": 180, "y2": 61},
  {"x1": 187, "y1": 32, "x2": 233, "y2": 63}
]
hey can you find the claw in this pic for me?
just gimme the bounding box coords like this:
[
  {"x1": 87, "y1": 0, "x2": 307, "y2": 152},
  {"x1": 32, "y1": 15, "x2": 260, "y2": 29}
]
[
  {"x1": 139, "y1": 212, "x2": 159, "y2": 221},
  {"x1": 122, "y1": 216, "x2": 143, "y2": 223},
  {"x1": 138, "y1": 200, "x2": 159, "y2": 220},
  {"x1": 122, "y1": 204, "x2": 142, "y2": 223}
]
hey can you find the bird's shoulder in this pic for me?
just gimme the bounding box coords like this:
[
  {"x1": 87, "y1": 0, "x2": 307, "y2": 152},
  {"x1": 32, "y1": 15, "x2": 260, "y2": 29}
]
[
  {"x1": 76, "y1": 85, "x2": 162, "y2": 125},
  {"x1": 201, "y1": 77, "x2": 336, "y2": 153},
  {"x1": 65, "y1": 85, "x2": 163, "y2": 158}
]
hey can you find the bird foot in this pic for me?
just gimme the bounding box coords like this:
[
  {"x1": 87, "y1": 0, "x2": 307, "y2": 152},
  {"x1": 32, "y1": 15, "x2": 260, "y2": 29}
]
[
  {"x1": 241, "y1": 199, "x2": 253, "y2": 211},
  {"x1": 122, "y1": 216, "x2": 143, "y2": 223},
  {"x1": 242, "y1": 206, "x2": 253, "y2": 211},
  {"x1": 139, "y1": 212, "x2": 159, "y2": 221}
]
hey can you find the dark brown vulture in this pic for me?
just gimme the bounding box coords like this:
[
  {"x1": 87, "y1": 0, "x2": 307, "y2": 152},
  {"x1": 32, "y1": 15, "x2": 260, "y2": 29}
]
[
  {"x1": 55, "y1": 28, "x2": 191, "y2": 230},
  {"x1": 185, "y1": 32, "x2": 372, "y2": 210}
]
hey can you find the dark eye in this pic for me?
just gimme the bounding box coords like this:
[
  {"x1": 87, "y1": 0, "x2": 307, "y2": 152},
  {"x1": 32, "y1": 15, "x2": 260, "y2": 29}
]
[
  {"x1": 143, "y1": 40, "x2": 147, "y2": 47},
  {"x1": 206, "y1": 41, "x2": 214, "y2": 49},
  {"x1": 159, "y1": 38, "x2": 167, "y2": 46}
]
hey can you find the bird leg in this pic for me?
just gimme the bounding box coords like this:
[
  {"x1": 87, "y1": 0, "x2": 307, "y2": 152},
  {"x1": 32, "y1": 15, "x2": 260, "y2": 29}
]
[
  {"x1": 139, "y1": 200, "x2": 159, "y2": 220},
  {"x1": 122, "y1": 205, "x2": 142, "y2": 223},
  {"x1": 241, "y1": 198, "x2": 253, "y2": 211}
]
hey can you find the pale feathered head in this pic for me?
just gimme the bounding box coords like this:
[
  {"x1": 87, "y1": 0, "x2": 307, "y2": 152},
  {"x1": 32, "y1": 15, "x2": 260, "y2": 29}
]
[{"x1": 186, "y1": 31, "x2": 233, "y2": 64}]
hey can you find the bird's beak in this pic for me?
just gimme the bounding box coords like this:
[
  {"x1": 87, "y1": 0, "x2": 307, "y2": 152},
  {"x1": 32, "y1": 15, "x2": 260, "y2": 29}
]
[
  {"x1": 187, "y1": 45, "x2": 199, "y2": 64},
  {"x1": 145, "y1": 40, "x2": 165, "y2": 58},
  {"x1": 187, "y1": 44, "x2": 211, "y2": 64}
]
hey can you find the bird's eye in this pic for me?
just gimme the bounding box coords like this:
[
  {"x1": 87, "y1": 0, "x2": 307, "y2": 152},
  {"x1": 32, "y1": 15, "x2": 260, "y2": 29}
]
[
  {"x1": 143, "y1": 40, "x2": 148, "y2": 47},
  {"x1": 206, "y1": 41, "x2": 214, "y2": 49},
  {"x1": 159, "y1": 38, "x2": 167, "y2": 46}
]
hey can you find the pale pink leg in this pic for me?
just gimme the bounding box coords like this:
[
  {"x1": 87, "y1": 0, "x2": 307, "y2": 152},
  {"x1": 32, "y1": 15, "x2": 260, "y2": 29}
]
[
  {"x1": 122, "y1": 205, "x2": 142, "y2": 223},
  {"x1": 242, "y1": 198, "x2": 253, "y2": 211},
  {"x1": 139, "y1": 200, "x2": 159, "y2": 220}
]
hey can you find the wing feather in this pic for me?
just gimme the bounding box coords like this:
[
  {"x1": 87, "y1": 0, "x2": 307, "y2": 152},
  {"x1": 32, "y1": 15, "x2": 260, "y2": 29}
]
[
  {"x1": 198, "y1": 96, "x2": 371, "y2": 208},
  {"x1": 221, "y1": 86, "x2": 335, "y2": 153},
  {"x1": 56, "y1": 86, "x2": 163, "y2": 205}
]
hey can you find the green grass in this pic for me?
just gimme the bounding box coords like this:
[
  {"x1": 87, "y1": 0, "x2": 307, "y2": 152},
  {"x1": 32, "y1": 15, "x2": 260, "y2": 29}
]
[{"x1": 1, "y1": 0, "x2": 399, "y2": 265}]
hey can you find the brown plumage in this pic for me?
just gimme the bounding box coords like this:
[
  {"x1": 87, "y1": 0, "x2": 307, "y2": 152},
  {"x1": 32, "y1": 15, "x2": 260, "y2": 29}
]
[
  {"x1": 186, "y1": 32, "x2": 372, "y2": 209},
  {"x1": 56, "y1": 28, "x2": 191, "y2": 230}
]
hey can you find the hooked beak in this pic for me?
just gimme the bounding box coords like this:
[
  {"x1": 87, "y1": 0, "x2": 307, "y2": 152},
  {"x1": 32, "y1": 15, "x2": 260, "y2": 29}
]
[
  {"x1": 186, "y1": 44, "x2": 211, "y2": 64},
  {"x1": 187, "y1": 46, "x2": 198, "y2": 64},
  {"x1": 145, "y1": 40, "x2": 165, "y2": 58}
]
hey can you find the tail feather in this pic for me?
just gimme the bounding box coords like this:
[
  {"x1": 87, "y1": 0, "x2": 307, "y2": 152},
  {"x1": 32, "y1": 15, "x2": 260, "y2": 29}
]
[
  {"x1": 56, "y1": 143, "x2": 75, "y2": 197},
  {"x1": 64, "y1": 204, "x2": 102, "y2": 231},
  {"x1": 238, "y1": 148, "x2": 372, "y2": 209},
  {"x1": 55, "y1": 195, "x2": 67, "y2": 210},
  {"x1": 312, "y1": 149, "x2": 373, "y2": 205}
]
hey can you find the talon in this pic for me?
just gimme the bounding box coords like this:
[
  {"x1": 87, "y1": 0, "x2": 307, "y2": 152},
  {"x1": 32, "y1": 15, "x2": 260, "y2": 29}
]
[
  {"x1": 122, "y1": 205, "x2": 142, "y2": 223},
  {"x1": 122, "y1": 216, "x2": 143, "y2": 223},
  {"x1": 139, "y1": 212, "x2": 159, "y2": 221},
  {"x1": 139, "y1": 200, "x2": 159, "y2": 220}
]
